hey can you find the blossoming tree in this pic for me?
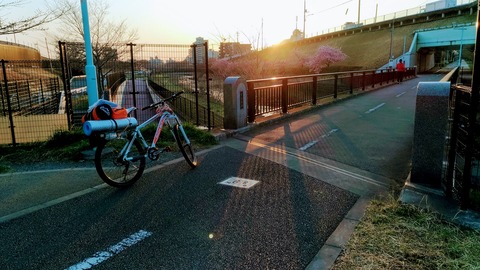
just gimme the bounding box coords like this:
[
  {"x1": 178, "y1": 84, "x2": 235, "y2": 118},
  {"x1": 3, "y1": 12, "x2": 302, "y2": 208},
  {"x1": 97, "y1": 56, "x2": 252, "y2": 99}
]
[{"x1": 304, "y1": 46, "x2": 347, "y2": 73}]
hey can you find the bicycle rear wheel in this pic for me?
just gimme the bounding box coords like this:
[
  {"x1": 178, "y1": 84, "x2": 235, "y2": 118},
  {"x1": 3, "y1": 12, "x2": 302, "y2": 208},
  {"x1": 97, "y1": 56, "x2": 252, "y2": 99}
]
[
  {"x1": 173, "y1": 124, "x2": 197, "y2": 168},
  {"x1": 95, "y1": 136, "x2": 146, "y2": 187}
]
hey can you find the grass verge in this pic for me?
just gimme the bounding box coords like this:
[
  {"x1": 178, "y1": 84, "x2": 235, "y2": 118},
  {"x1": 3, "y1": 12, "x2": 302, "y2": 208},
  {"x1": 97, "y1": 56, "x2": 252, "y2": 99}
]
[
  {"x1": 0, "y1": 123, "x2": 217, "y2": 174},
  {"x1": 333, "y1": 195, "x2": 480, "y2": 270}
]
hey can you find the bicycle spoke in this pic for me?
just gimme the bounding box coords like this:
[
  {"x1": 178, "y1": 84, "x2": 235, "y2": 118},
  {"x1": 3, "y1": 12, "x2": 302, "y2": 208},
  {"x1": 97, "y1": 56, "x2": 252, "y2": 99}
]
[{"x1": 95, "y1": 136, "x2": 145, "y2": 187}]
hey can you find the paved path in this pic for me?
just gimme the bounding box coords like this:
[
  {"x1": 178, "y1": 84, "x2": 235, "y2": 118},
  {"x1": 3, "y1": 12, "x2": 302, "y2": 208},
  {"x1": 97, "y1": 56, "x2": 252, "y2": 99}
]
[
  {"x1": 0, "y1": 75, "x2": 445, "y2": 269},
  {"x1": 115, "y1": 79, "x2": 155, "y2": 123}
]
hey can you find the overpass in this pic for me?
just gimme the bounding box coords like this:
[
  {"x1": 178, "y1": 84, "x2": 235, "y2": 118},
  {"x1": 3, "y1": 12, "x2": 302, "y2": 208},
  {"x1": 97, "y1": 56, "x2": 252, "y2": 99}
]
[
  {"x1": 292, "y1": 1, "x2": 478, "y2": 73},
  {"x1": 397, "y1": 22, "x2": 477, "y2": 72}
]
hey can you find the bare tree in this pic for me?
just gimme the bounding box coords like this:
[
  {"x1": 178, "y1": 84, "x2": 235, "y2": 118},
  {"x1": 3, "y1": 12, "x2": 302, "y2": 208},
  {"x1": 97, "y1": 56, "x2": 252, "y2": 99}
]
[
  {"x1": 56, "y1": 0, "x2": 138, "y2": 95},
  {"x1": 56, "y1": 0, "x2": 138, "y2": 57},
  {"x1": 0, "y1": 0, "x2": 69, "y2": 35}
]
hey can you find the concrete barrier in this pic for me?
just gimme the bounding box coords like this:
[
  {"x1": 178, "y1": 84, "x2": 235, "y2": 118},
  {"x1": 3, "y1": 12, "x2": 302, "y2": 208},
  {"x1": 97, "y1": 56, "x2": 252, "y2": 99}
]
[{"x1": 411, "y1": 81, "x2": 450, "y2": 186}]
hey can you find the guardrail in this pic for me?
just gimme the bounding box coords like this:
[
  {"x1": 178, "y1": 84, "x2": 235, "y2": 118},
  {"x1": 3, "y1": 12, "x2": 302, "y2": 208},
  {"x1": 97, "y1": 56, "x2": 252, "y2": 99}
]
[
  {"x1": 305, "y1": 0, "x2": 476, "y2": 38},
  {"x1": 443, "y1": 67, "x2": 480, "y2": 210},
  {"x1": 246, "y1": 67, "x2": 416, "y2": 123}
]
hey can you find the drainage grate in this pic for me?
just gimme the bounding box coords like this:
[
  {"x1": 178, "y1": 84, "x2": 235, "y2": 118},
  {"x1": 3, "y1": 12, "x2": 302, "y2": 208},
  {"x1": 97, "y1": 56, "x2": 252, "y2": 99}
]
[{"x1": 218, "y1": 177, "x2": 260, "y2": 189}]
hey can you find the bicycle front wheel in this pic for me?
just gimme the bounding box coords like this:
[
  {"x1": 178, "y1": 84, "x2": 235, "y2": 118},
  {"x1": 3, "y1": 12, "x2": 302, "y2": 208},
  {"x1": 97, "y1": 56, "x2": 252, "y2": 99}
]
[
  {"x1": 95, "y1": 136, "x2": 146, "y2": 187},
  {"x1": 173, "y1": 124, "x2": 197, "y2": 168}
]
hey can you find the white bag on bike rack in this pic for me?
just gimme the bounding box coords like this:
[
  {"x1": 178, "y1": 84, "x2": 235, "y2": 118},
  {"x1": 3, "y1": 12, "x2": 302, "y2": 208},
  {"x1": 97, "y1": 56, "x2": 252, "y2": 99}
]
[{"x1": 83, "y1": 118, "x2": 138, "y2": 136}]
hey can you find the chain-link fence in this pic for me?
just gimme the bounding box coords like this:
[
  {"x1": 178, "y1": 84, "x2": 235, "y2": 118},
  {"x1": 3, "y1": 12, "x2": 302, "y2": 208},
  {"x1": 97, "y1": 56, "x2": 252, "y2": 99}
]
[
  {"x1": 62, "y1": 42, "x2": 223, "y2": 129},
  {"x1": 1, "y1": 41, "x2": 224, "y2": 146},
  {"x1": 1, "y1": 59, "x2": 68, "y2": 145}
]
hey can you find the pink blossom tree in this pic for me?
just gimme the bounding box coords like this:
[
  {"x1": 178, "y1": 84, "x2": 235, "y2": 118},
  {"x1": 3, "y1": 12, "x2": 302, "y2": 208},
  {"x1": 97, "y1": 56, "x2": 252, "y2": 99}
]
[
  {"x1": 209, "y1": 58, "x2": 233, "y2": 79},
  {"x1": 304, "y1": 46, "x2": 347, "y2": 73}
]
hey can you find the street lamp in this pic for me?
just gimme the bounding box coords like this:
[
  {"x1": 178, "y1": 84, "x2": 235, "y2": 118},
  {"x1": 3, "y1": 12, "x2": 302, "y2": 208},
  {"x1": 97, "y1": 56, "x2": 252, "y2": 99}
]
[{"x1": 80, "y1": 0, "x2": 99, "y2": 106}]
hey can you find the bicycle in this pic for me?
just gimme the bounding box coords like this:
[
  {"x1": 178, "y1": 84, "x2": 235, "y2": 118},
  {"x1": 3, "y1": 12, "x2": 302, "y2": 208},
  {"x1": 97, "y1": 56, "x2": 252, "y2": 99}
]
[{"x1": 94, "y1": 91, "x2": 197, "y2": 187}]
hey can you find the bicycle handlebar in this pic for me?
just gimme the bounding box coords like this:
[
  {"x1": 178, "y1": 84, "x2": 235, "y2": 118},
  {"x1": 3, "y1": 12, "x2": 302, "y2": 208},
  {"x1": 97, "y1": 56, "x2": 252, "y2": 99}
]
[{"x1": 141, "y1": 91, "x2": 184, "y2": 111}]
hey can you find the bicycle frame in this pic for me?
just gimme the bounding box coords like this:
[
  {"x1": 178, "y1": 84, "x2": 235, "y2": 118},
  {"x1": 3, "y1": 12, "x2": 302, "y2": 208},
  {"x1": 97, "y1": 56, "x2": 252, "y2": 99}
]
[{"x1": 117, "y1": 108, "x2": 189, "y2": 162}]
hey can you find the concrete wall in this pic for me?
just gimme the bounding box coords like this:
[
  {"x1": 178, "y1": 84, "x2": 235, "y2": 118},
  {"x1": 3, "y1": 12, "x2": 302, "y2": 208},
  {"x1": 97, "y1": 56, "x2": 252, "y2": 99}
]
[{"x1": 0, "y1": 42, "x2": 41, "y2": 60}]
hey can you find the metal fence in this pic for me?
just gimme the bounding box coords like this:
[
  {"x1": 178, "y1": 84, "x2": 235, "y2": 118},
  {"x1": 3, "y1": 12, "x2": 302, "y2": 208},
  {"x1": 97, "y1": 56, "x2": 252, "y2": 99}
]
[
  {"x1": 1, "y1": 59, "x2": 68, "y2": 145},
  {"x1": 1, "y1": 42, "x2": 224, "y2": 146},
  {"x1": 246, "y1": 68, "x2": 416, "y2": 123},
  {"x1": 445, "y1": 83, "x2": 480, "y2": 210},
  {"x1": 65, "y1": 43, "x2": 223, "y2": 129}
]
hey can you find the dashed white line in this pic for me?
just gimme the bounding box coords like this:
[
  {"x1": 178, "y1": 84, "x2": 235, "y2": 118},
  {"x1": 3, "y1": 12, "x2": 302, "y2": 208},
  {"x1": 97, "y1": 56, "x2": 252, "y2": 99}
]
[
  {"x1": 365, "y1": 103, "x2": 385, "y2": 114},
  {"x1": 299, "y1": 129, "x2": 338, "y2": 151},
  {"x1": 65, "y1": 230, "x2": 153, "y2": 270},
  {"x1": 395, "y1": 91, "x2": 406, "y2": 98}
]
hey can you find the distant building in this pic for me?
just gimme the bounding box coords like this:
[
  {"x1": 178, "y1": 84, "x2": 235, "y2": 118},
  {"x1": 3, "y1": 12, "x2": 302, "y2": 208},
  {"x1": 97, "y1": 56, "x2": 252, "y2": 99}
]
[
  {"x1": 186, "y1": 37, "x2": 219, "y2": 63},
  {"x1": 219, "y1": 42, "x2": 251, "y2": 59}
]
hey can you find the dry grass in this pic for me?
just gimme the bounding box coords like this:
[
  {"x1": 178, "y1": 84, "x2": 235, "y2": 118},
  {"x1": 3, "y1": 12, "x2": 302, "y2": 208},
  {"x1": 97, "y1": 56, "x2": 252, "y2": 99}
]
[{"x1": 333, "y1": 195, "x2": 480, "y2": 270}]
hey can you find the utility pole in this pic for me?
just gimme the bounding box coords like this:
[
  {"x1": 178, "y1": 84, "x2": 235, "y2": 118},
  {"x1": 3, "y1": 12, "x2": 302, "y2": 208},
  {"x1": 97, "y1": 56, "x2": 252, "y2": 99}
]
[
  {"x1": 303, "y1": 0, "x2": 307, "y2": 39},
  {"x1": 357, "y1": 0, "x2": 361, "y2": 25},
  {"x1": 80, "y1": 0, "x2": 99, "y2": 106}
]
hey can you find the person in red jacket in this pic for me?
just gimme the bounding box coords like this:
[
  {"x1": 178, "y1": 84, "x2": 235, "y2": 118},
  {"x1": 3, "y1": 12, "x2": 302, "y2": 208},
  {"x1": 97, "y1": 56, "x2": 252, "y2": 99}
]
[{"x1": 396, "y1": 59, "x2": 406, "y2": 83}]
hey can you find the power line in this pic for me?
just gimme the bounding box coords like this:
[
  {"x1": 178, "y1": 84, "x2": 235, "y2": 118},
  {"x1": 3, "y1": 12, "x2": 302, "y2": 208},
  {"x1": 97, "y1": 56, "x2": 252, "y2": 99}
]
[{"x1": 308, "y1": 0, "x2": 354, "y2": 16}]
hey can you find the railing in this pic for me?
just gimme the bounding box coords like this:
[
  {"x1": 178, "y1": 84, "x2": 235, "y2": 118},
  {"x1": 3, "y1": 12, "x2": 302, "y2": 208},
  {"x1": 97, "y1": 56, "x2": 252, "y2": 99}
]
[
  {"x1": 0, "y1": 60, "x2": 68, "y2": 146},
  {"x1": 306, "y1": 0, "x2": 476, "y2": 38},
  {"x1": 148, "y1": 80, "x2": 223, "y2": 129},
  {"x1": 246, "y1": 68, "x2": 416, "y2": 123},
  {"x1": 444, "y1": 64, "x2": 480, "y2": 210}
]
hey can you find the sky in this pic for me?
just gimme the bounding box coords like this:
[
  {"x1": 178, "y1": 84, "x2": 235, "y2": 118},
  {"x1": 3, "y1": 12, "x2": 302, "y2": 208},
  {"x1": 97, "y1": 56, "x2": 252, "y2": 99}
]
[{"x1": 1, "y1": 0, "x2": 471, "y2": 57}]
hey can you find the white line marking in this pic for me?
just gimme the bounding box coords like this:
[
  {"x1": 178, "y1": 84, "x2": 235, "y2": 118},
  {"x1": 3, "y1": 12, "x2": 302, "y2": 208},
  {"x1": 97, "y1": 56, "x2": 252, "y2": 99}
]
[
  {"x1": 65, "y1": 230, "x2": 153, "y2": 270},
  {"x1": 249, "y1": 141, "x2": 388, "y2": 188},
  {"x1": 365, "y1": 103, "x2": 385, "y2": 114},
  {"x1": 218, "y1": 177, "x2": 260, "y2": 189},
  {"x1": 0, "y1": 184, "x2": 108, "y2": 224},
  {"x1": 299, "y1": 129, "x2": 338, "y2": 151},
  {"x1": 395, "y1": 91, "x2": 406, "y2": 98}
]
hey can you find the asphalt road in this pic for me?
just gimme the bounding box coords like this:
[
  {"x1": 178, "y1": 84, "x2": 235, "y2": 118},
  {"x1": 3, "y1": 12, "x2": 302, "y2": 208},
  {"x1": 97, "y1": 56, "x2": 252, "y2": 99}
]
[
  {"x1": 0, "y1": 74, "x2": 443, "y2": 269},
  {"x1": 242, "y1": 74, "x2": 444, "y2": 183},
  {"x1": 1, "y1": 147, "x2": 358, "y2": 269}
]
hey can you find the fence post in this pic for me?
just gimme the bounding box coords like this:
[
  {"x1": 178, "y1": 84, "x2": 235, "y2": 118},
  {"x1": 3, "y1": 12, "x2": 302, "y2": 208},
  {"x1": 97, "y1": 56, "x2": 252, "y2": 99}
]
[
  {"x1": 350, "y1": 73, "x2": 353, "y2": 94},
  {"x1": 334, "y1": 74, "x2": 338, "y2": 99},
  {"x1": 247, "y1": 81, "x2": 256, "y2": 123},
  {"x1": 282, "y1": 78, "x2": 288, "y2": 113},
  {"x1": 204, "y1": 41, "x2": 211, "y2": 131},
  {"x1": 372, "y1": 70, "x2": 376, "y2": 88},
  {"x1": 27, "y1": 80, "x2": 34, "y2": 108},
  {"x1": 312, "y1": 76, "x2": 317, "y2": 105},
  {"x1": 191, "y1": 43, "x2": 199, "y2": 126},
  {"x1": 14, "y1": 81, "x2": 20, "y2": 110},
  {"x1": 127, "y1": 43, "x2": 137, "y2": 119},
  {"x1": 1, "y1": 60, "x2": 16, "y2": 146},
  {"x1": 40, "y1": 79, "x2": 46, "y2": 114},
  {"x1": 0, "y1": 78, "x2": 4, "y2": 117},
  {"x1": 57, "y1": 41, "x2": 74, "y2": 130},
  {"x1": 362, "y1": 72, "x2": 366, "y2": 90},
  {"x1": 445, "y1": 89, "x2": 461, "y2": 199}
]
